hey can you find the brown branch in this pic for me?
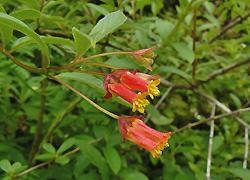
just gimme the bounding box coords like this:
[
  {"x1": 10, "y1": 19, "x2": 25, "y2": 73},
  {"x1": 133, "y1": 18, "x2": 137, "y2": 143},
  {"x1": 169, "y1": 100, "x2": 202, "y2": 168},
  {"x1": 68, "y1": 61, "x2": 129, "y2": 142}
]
[
  {"x1": 167, "y1": 0, "x2": 195, "y2": 39},
  {"x1": 243, "y1": 127, "x2": 249, "y2": 168},
  {"x1": 28, "y1": 78, "x2": 47, "y2": 165},
  {"x1": 14, "y1": 161, "x2": 52, "y2": 178},
  {"x1": 204, "y1": 57, "x2": 250, "y2": 82},
  {"x1": 210, "y1": 12, "x2": 250, "y2": 43},
  {"x1": 42, "y1": 97, "x2": 81, "y2": 143},
  {"x1": 160, "y1": 56, "x2": 250, "y2": 89},
  {"x1": 15, "y1": 138, "x2": 102, "y2": 178},
  {"x1": 0, "y1": 46, "x2": 44, "y2": 73},
  {"x1": 192, "y1": 8, "x2": 198, "y2": 80},
  {"x1": 206, "y1": 103, "x2": 216, "y2": 180},
  {"x1": 38, "y1": 29, "x2": 70, "y2": 38},
  {"x1": 195, "y1": 90, "x2": 250, "y2": 129},
  {"x1": 175, "y1": 107, "x2": 250, "y2": 133}
]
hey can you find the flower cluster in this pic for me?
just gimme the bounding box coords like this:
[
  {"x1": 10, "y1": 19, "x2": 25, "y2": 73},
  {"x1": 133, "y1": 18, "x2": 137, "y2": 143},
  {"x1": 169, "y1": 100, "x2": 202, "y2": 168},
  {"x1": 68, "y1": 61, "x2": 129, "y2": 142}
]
[
  {"x1": 103, "y1": 69, "x2": 160, "y2": 113},
  {"x1": 103, "y1": 48, "x2": 172, "y2": 158}
]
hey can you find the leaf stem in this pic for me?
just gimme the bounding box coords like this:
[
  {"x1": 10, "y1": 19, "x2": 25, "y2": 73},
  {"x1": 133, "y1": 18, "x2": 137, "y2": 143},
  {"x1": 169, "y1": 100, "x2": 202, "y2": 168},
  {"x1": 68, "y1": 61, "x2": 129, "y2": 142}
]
[
  {"x1": 49, "y1": 76, "x2": 119, "y2": 119},
  {"x1": 48, "y1": 51, "x2": 132, "y2": 71}
]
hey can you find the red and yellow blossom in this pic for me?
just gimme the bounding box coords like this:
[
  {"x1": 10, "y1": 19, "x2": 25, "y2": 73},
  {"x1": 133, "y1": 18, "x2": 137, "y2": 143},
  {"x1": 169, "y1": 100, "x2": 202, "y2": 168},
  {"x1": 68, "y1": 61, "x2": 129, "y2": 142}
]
[
  {"x1": 103, "y1": 69, "x2": 160, "y2": 104},
  {"x1": 120, "y1": 70, "x2": 160, "y2": 99},
  {"x1": 132, "y1": 47, "x2": 155, "y2": 71},
  {"x1": 118, "y1": 116, "x2": 172, "y2": 158},
  {"x1": 106, "y1": 83, "x2": 149, "y2": 113}
]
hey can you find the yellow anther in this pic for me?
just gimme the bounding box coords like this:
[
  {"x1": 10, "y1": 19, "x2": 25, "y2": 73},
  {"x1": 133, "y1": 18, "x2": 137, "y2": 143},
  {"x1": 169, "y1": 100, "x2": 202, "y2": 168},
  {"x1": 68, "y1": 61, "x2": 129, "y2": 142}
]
[
  {"x1": 132, "y1": 92, "x2": 149, "y2": 113},
  {"x1": 148, "y1": 79, "x2": 160, "y2": 99},
  {"x1": 150, "y1": 141, "x2": 168, "y2": 158}
]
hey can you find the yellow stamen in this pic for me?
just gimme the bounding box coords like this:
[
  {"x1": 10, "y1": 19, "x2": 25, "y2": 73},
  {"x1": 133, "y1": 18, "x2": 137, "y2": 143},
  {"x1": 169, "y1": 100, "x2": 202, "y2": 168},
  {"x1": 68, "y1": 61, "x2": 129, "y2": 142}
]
[
  {"x1": 132, "y1": 92, "x2": 149, "y2": 113},
  {"x1": 148, "y1": 79, "x2": 160, "y2": 99},
  {"x1": 150, "y1": 142, "x2": 169, "y2": 158}
]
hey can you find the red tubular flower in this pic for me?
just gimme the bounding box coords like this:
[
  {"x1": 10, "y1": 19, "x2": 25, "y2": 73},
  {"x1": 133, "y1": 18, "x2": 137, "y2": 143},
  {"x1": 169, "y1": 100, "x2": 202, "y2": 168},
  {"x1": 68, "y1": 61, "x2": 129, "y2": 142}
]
[
  {"x1": 107, "y1": 83, "x2": 149, "y2": 113},
  {"x1": 132, "y1": 47, "x2": 155, "y2": 71},
  {"x1": 118, "y1": 116, "x2": 172, "y2": 158},
  {"x1": 120, "y1": 71, "x2": 160, "y2": 99},
  {"x1": 104, "y1": 69, "x2": 160, "y2": 98}
]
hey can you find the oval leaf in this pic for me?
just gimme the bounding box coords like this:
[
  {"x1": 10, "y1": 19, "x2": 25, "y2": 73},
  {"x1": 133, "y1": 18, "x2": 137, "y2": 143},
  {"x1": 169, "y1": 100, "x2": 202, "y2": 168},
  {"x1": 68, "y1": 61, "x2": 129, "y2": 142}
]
[
  {"x1": 72, "y1": 27, "x2": 91, "y2": 55},
  {"x1": 10, "y1": 9, "x2": 41, "y2": 20},
  {"x1": 0, "y1": 159, "x2": 12, "y2": 173},
  {"x1": 147, "y1": 104, "x2": 174, "y2": 125},
  {"x1": 78, "y1": 143, "x2": 109, "y2": 180},
  {"x1": 57, "y1": 138, "x2": 76, "y2": 154},
  {"x1": 57, "y1": 72, "x2": 104, "y2": 94},
  {"x1": 89, "y1": 10, "x2": 127, "y2": 46},
  {"x1": 0, "y1": 13, "x2": 50, "y2": 67},
  {"x1": 42, "y1": 143, "x2": 56, "y2": 154},
  {"x1": 103, "y1": 146, "x2": 121, "y2": 174}
]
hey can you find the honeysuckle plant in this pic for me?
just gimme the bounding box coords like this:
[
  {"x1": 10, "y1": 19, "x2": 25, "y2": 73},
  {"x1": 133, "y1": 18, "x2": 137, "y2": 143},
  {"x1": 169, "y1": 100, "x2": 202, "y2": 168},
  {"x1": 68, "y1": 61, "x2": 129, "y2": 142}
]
[{"x1": 1, "y1": 0, "x2": 250, "y2": 179}]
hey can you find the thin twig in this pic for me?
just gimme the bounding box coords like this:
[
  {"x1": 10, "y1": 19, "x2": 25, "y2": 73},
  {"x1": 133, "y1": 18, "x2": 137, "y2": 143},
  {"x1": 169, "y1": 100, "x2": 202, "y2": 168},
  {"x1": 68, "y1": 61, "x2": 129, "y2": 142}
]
[
  {"x1": 206, "y1": 103, "x2": 216, "y2": 180},
  {"x1": 210, "y1": 12, "x2": 250, "y2": 43},
  {"x1": 48, "y1": 51, "x2": 132, "y2": 71},
  {"x1": 192, "y1": 8, "x2": 197, "y2": 80},
  {"x1": 145, "y1": 86, "x2": 173, "y2": 123},
  {"x1": 42, "y1": 97, "x2": 82, "y2": 143},
  {"x1": 161, "y1": 56, "x2": 250, "y2": 90},
  {"x1": 204, "y1": 57, "x2": 250, "y2": 83},
  {"x1": 195, "y1": 90, "x2": 250, "y2": 129},
  {"x1": 175, "y1": 107, "x2": 250, "y2": 133},
  {"x1": 167, "y1": 0, "x2": 195, "y2": 39},
  {"x1": 49, "y1": 76, "x2": 119, "y2": 119},
  {"x1": 243, "y1": 127, "x2": 249, "y2": 168},
  {"x1": 0, "y1": 46, "x2": 43, "y2": 73},
  {"x1": 29, "y1": 78, "x2": 47, "y2": 165},
  {"x1": 14, "y1": 161, "x2": 52, "y2": 178},
  {"x1": 15, "y1": 137, "x2": 102, "y2": 178}
]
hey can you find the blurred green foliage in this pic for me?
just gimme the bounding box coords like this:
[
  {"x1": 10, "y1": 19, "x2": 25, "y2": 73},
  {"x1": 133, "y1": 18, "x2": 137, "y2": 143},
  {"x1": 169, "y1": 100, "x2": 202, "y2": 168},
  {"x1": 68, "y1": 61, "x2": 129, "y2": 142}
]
[{"x1": 0, "y1": 0, "x2": 250, "y2": 179}]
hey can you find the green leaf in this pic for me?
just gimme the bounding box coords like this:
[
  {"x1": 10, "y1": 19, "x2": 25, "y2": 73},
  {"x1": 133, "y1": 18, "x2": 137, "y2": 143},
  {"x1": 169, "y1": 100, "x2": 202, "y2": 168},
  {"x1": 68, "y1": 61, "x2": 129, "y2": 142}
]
[
  {"x1": 0, "y1": 26, "x2": 12, "y2": 47},
  {"x1": 0, "y1": 13, "x2": 50, "y2": 67},
  {"x1": 212, "y1": 136, "x2": 224, "y2": 153},
  {"x1": 229, "y1": 93, "x2": 242, "y2": 109},
  {"x1": 103, "y1": 146, "x2": 121, "y2": 174},
  {"x1": 0, "y1": 6, "x2": 12, "y2": 47},
  {"x1": 18, "y1": 0, "x2": 40, "y2": 10},
  {"x1": 57, "y1": 72, "x2": 104, "y2": 94},
  {"x1": 78, "y1": 143, "x2": 109, "y2": 180},
  {"x1": 11, "y1": 162, "x2": 27, "y2": 173},
  {"x1": 228, "y1": 168, "x2": 250, "y2": 180},
  {"x1": 157, "y1": 66, "x2": 191, "y2": 80},
  {"x1": 42, "y1": 143, "x2": 56, "y2": 154},
  {"x1": 147, "y1": 104, "x2": 174, "y2": 125},
  {"x1": 12, "y1": 36, "x2": 74, "y2": 51},
  {"x1": 0, "y1": 5, "x2": 5, "y2": 12},
  {"x1": 0, "y1": 159, "x2": 12, "y2": 173},
  {"x1": 125, "y1": 172, "x2": 149, "y2": 180},
  {"x1": 35, "y1": 154, "x2": 55, "y2": 161},
  {"x1": 55, "y1": 156, "x2": 70, "y2": 165},
  {"x1": 89, "y1": 10, "x2": 127, "y2": 46},
  {"x1": 87, "y1": 3, "x2": 109, "y2": 15},
  {"x1": 57, "y1": 138, "x2": 76, "y2": 154},
  {"x1": 72, "y1": 27, "x2": 91, "y2": 55},
  {"x1": 173, "y1": 42, "x2": 194, "y2": 63},
  {"x1": 10, "y1": 9, "x2": 40, "y2": 20}
]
